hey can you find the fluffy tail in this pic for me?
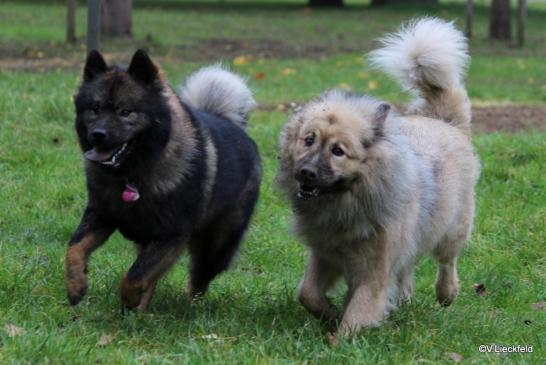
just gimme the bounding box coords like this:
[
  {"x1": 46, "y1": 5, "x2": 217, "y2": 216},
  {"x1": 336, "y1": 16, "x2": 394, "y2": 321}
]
[
  {"x1": 369, "y1": 17, "x2": 472, "y2": 135},
  {"x1": 179, "y1": 65, "x2": 255, "y2": 129}
]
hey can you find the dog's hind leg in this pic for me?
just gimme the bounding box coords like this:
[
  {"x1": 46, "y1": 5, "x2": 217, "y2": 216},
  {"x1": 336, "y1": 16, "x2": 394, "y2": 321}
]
[
  {"x1": 297, "y1": 251, "x2": 341, "y2": 323},
  {"x1": 396, "y1": 262, "x2": 415, "y2": 304},
  {"x1": 187, "y1": 226, "x2": 245, "y2": 299},
  {"x1": 65, "y1": 207, "x2": 114, "y2": 305},
  {"x1": 120, "y1": 240, "x2": 186, "y2": 310},
  {"x1": 433, "y1": 203, "x2": 473, "y2": 306},
  {"x1": 433, "y1": 242, "x2": 463, "y2": 307}
]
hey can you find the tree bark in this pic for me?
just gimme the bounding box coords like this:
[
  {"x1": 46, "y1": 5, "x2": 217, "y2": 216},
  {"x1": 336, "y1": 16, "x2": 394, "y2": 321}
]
[
  {"x1": 466, "y1": 0, "x2": 473, "y2": 39},
  {"x1": 87, "y1": 0, "x2": 101, "y2": 52},
  {"x1": 308, "y1": 0, "x2": 343, "y2": 7},
  {"x1": 517, "y1": 0, "x2": 527, "y2": 46},
  {"x1": 101, "y1": 0, "x2": 132, "y2": 37},
  {"x1": 489, "y1": 0, "x2": 511, "y2": 41},
  {"x1": 66, "y1": 0, "x2": 77, "y2": 44},
  {"x1": 371, "y1": 0, "x2": 438, "y2": 5}
]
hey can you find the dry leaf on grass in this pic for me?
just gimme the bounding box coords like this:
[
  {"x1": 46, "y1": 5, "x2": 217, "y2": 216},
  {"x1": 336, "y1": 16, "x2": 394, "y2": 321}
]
[
  {"x1": 367, "y1": 80, "x2": 379, "y2": 90},
  {"x1": 200, "y1": 333, "x2": 220, "y2": 340},
  {"x1": 473, "y1": 283, "x2": 487, "y2": 297},
  {"x1": 97, "y1": 333, "x2": 115, "y2": 346},
  {"x1": 5, "y1": 324, "x2": 26, "y2": 337},
  {"x1": 232, "y1": 55, "x2": 249, "y2": 66},
  {"x1": 531, "y1": 301, "x2": 544, "y2": 310},
  {"x1": 448, "y1": 352, "x2": 464, "y2": 362},
  {"x1": 281, "y1": 68, "x2": 296, "y2": 76}
]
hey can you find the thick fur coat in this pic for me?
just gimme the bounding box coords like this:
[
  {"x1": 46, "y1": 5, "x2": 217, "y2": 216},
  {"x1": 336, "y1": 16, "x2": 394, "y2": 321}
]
[
  {"x1": 276, "y1": 18, "x2": 480, "y2": 335},
  {"x1": 65, "y1": 51, "x2": 261, "y2": 310}
]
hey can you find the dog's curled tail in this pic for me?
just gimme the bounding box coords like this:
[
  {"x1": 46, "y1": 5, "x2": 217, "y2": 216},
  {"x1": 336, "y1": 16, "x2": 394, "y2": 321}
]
[
  {"x1": 179, "y1": 65, "x2": 255, "y2": 129},
  {"x1": 369, "y1": 17, "x2": 471, "y2": 135}
]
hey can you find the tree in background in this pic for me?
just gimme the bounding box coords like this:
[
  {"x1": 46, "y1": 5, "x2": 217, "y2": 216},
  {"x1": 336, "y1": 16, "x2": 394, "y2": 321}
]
[
  {"x1": 489, "y1": 0, "x2": 511, "y2": 40},
  {"x1": 101, "y1": 0, "x2": 132, "y2": 37},
  {"x1": 308, "y1": 0, "x2": 344, "y2": 6},
  {"x1": 66, "y1": 0, "x2": 76, "y2": 44},
  {"x1": 371, "y1": 0, "x2": 438, "y2": 5}
]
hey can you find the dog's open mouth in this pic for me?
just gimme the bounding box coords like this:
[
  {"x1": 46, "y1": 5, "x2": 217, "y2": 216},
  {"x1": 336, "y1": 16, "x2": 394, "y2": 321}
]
[
  {"x1": 84, "y1": 141, "x2": 131, "y2": 168},
  {"x1": 297, "y1": 184, "x2": 321, "y2": 200}
]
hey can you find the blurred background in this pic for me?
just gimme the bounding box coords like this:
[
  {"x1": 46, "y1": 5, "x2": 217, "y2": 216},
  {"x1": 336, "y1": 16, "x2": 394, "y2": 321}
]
[{"x1": 0, "y1": 1, "x2": 544, "y2": 363}]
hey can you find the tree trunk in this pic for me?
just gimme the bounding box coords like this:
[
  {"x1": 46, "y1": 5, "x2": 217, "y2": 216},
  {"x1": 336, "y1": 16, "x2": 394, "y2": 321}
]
[
  {"x1": 87, "y1": 0, "x2": 101, "y2": 52},
  {"x1": 308, "y1": 0, "x2": 343, "y2": 7},
  {"x1": 66, "y1": 0, "x2": 76, "y2": 44},
  {"x1": 489, "y1": 0, "x2": 511, "y2": 41},
  {"x1": 517, "y1": 0, "x2": 527, "y2": 46},
  {"x1": 371, "y1": 0, "x2": 438, "y2": 5},
  {"x1": 466, "y1": 0, "x2": 473, "y2": 39},
  {"x1": 101, "y1": 0, "x2": 132, "y2": 37}
]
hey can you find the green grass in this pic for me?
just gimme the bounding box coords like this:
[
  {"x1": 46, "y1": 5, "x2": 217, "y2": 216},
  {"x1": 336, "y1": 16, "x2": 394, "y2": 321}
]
[{"x1": 1, "y1": 1, "x2": 545, "y2": 364}]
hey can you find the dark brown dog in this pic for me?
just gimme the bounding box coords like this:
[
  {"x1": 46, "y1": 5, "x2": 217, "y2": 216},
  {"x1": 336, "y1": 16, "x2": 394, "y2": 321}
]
[{"x1": 65, "y1": 50, "x2": 261, "y2": 310}]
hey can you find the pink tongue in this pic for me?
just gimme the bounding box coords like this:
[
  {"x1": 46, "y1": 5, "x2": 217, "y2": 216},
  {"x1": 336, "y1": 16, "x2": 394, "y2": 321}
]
[
  {"x1": 122, "y1": 185, "x2": 140, "y2": 202},
  {"x1": 84, "y1": 147, "x2": 116, "y2": 162}
]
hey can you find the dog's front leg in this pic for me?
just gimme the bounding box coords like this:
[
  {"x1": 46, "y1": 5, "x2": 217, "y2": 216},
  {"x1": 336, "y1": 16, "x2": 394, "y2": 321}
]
[
  {"x1": 120, "y1": 239, "x2": 186, "y2": 310},
  {"x1": 65, "y1": 207, "x2": 114, "y2": 305},
  {"x1": 297, "y1": 251, "x2": 341, "y2": 323},
  {"x1": 337, "y1": 240, "x2": 390, "y2": 336}
]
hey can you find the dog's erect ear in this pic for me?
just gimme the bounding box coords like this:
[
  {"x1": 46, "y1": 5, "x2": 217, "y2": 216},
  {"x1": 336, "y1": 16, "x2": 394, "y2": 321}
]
[
  {"x1": 128, "y1": 49, "x2": 159, "y2": 85},
  {"x1": 374, "y1": 103, "x2": 391, "y2": 124},
  {"x1": 84, "y1": 50, "x2": 107, "y2": 82}
]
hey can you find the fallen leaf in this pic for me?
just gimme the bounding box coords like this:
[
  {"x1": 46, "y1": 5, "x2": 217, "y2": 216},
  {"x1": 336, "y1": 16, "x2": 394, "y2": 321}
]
[
  {"x1": 97, "y1": 333, "x2": 115, "y2": 346},
  {"x1": 5, "y1": 324, "x2": 25, "y2": 337},
  {"x1": 338, "y1": 82, "x2": 351, "y2": 91},
  {"x1": 232, "y1": 55, "x2": 249, "y2": 66},
  {"x1": 473, "y1": 283, "x2": 487, "y2": 297},
  {"x1": 528, "y1": 77, "x2": 535, "y2": 85},
  {"x1": 254, "y1": 71, "x2": 265, "y2": 80},
  {"x1": 200, "y1": 333, "x2": 219, "y2": 340},
  {"x1": 326, "y1": 333, "x2": 339, "y2": 347},
  {"x1": 357, "y1": 71, "x2": 369, "y2": 79},
  {"x1": 281, "y1": 68, "x2": 297, "y2": 76},
  {"x1": 448, "y1": 352, "x2": 464, "y2": 362},
  {"x1": 367, "y1": 80, "x2": 379, "y2": 90},
  {"x1": 531, "y1": 301, "x2": 544, "y2": 310}
]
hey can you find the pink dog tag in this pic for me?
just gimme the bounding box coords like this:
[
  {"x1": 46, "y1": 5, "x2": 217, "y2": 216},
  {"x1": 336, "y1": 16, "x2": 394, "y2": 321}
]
[{"x1": 122, "y1": 184, "x2": 140, "y2": 203}]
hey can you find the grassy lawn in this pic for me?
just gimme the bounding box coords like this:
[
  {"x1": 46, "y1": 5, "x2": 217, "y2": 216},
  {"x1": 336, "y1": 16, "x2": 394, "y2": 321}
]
[{"x1": 0, "y1": 1, "x2": 545, "y2": 364}]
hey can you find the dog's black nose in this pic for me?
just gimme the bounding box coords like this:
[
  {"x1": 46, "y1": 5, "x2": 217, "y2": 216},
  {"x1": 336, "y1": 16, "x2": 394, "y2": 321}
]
[
  {"x1": 299, "y1": 167, "x2": 317, "y2": 180},
  {"x1": 90, "y1": 128, "x2": 108, "y2": 142}
]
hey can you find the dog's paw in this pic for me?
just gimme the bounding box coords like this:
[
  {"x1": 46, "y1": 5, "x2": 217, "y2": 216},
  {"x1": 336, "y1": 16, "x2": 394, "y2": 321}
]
[
  {"x1": 120, "y1": 276, "x2": 145, "y2": 310},
  {"x1": 435, "y1": 278, "x2": 460, "y2": 307},
  {"x1": 65, "y1": 268, "x2": 88, "y2": 305}
]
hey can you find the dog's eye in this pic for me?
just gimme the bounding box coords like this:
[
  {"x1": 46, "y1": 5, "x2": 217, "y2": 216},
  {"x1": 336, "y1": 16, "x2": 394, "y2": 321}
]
[
  {"x1": 119, "y1": 109, "x2": 131, "y2": 117},
  {"x1": 304, "y1": 135, "x2": 315, "y2": 147},
  {"x1": 332, "y1": 145, "x2": 344, "y2": 156}
]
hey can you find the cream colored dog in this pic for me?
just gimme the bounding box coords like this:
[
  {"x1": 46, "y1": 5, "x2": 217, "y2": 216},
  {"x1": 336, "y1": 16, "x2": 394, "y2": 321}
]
[{"x1": 276, "y1": 18, "x2": 480, "y2": 336}]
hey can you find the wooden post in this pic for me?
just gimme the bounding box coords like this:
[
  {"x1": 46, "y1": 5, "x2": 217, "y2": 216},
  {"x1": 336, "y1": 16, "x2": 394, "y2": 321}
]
[
  {"x1": 465, "y1": 0, "x2": 473, "y2": 39},
  {"x1": 489, "y1": 0, "x2": 512, "y2": 41},
  {"x1": 517, "y1": 0, "x2": 527, "y2": 46},
  {"x1": 87, "y1": 0, "x2": 101, "y2": 52},
  {"x1": 101, "y1": 0, "x2": 133, "y2": 37},
  {"x1": 66, "y1": 0, "x2": 76, "y2": 44}
]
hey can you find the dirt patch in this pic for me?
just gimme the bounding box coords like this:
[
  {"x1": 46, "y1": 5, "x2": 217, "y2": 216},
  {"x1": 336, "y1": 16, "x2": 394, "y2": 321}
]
[
  {"x1": 190, "y1": 37, "x2": 357, "y2": 61},
  {"x1": 0, "y1": 37, "x2": 361, "y2": 72},
  {"x1": 471, "y1": 105, "x2": 546, "y2": 133},
  {"x1": 259, "y1": 102, "x2": 546, "y2": 133}
]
